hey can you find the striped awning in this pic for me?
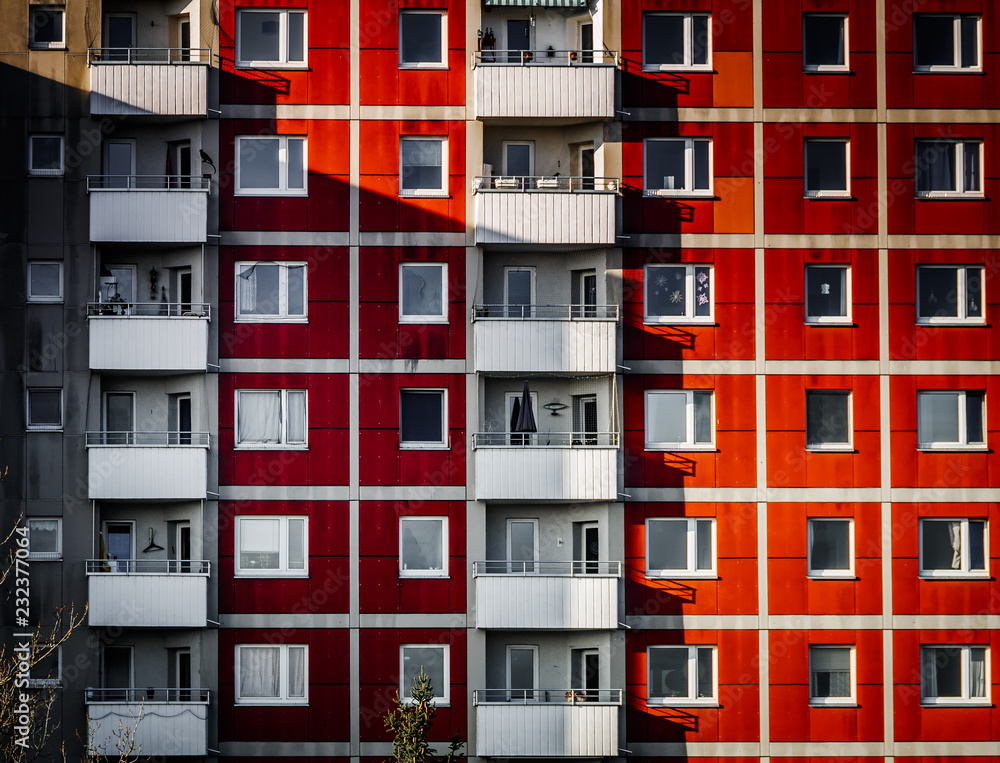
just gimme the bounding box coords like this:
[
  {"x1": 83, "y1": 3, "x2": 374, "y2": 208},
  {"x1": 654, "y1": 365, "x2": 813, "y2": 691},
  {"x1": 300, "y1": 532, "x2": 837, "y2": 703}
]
[{"x1": 484, "y1": 0, "x2": 587, "y2": 6}]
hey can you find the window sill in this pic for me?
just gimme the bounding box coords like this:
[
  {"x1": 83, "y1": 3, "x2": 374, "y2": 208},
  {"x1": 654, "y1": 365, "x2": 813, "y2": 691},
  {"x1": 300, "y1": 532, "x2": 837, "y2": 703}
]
[
  {"x1": 917, "y1": 446, "x2": 989, "y2": 453},
  {"x1": 235, "y1": 700, "x2": 310, "y2": 706},
  {"x1": 28, "y1": 172, "x2": 64, "y2": 178},
  {"x1": 399, "y1": 191, "x2": 449, "y2": 199},
  {"x1": 235, "y1": 445, "x2": 309, "y2": 451},
  {"x1": 804, "y1": 194, "x2": 854, "y2": 200},
  {"x1": 809, "y1": 701, "x2": 857, "y2": 707},
  {"x1": 913, "y1": 68, "x2": 983, "y2": 75},
  {"x1": 915, "y1": 194, "x2": 985, "y2": 201},
  {"x1": 399, "y1": 318, "x2": 449, "y2": 325},
  {"x1": 26, "y1": 298, "x2": 64, "y2": 304},
  {"x1": 642, "y1": 65, "x2": 713, "y2": 73},
  {"x1": 30, "y1": 44, "x2": 67, "y2": 51},
  {"x1": 234, "y1": 572, "x2": 310, "y2": 578},
  {"x1": 915, "y1": 320, "x2": 987, "y2": 327},
  {"x1": 400, "y1": 573, "x2": 450, "y2": 579},
  {"x1": 804, "y1": 319, "x2": 854, "y2": 326},
  {"x1": 645, "y1": 446, "x2": 717, "y2": 452},
  {"x1": 27, "y1": 427, "x2": 64, "y2": 433},
  {"x1": 399, "y1": 444, "x2": 450, "y2": 451},
  {"x1": 646, "y1": 573, "x2": 718, "y2": 580},
  {"x1": 235, "y1": 64, "x2": 310, "y2": 71},
  {"x1": 805, "y1": 447, "x2": 856, "y2": 453},
  {"x1": 235, "y1": 191, "x2": 309, "y2": 198},
  {"x1": 803, "y1": 68, "x2": 852, "y2": 74},
  {"x1": 27, "y1": 556, "x2": 63, "y2": 562},
  {"x1": 920, "y1": 701, "x2": 992, "y2": 708},
  {"x1": 918, "y1": 573, "x2": 991, "y2": 580},
  {"x1": 399, "y1": 64, "x2": 450, "y2": 70},
  {"x1": 643, "y1": 192, "x2": 715, "y2": 200},
  {"x1": 235, "y1": 318, "x2": 309, "y2": 324},
  {"x1": 646, "y1": 700, "x2": 719, "y2": 707},
  {"x1": 806, "y1": 574, "x2": 857, "y2": 580},
  {"x1": 643, "y1": 319, "x2": 717, "y2": 326}
]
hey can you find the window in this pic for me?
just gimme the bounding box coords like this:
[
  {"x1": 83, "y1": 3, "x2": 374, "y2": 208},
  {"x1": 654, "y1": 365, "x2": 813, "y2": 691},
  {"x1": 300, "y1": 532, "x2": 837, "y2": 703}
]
[
  {"x1": 236, "y1": 644, "x2": 307, "y2": 704},
  {"x1": 236, "y1": 136, "x2": 306, "y2": 195},
  {"x1": 400, "y1": 263, "x2": 447, "y2": 323},
  {"x1": 644, "y1": 139, "x2": 711, "y2": 196},
  {"x1": 805, "y1": 265, "x2": 850, "y2": 323},
  {"x1": 400, "y1": 138, "x2": 447, "y2": 197},
  {"x1": 401, "y1": 645, "x2": 449, "y2": 704},
  {"x1": 27, "y1": 262, "x2": 63, "y2": 302},
  {"x1": 810, "y1": 646, "x2": 855, "y2": 705},
  {"x1": 646, "y1": 518, "x2": 715, "y2": 577},
  {"x1": 916, "y1": 265, "x2": 983, "y2": 323},
  {"x1": 29, "y1": 136, "x2": 63, "y2": 176},
  {"x1": 645, "y1": 390, "x2": 713, "y2": 449},
  {"x1": 806, "y1": 391, "x2": 852, "y2": 449},
  {"x1": 400, "y1": 390, "x2": 447, "y2": 449},
  {"x1": 804, "y1": 140, "x2": 849, "y2": 197},
  {"x1": 807, "y1": 519, "x2": 853, "y2": 577},
  {"x1": 915, "y1": 141, "x2": 981, "y2": 197},
  {"x1": 917, "y1": 391, "x2": 985, "y2": 449},
  {"x1": 236, "y1": 390, "x2": 307, "y2": 448},
  {"x1": 399, "y1": 12, "x2": 446, "y2": 68},
  {"x1": 236, "y1": 262, "x2": 307, "y2": 321},
  {"x1": 27, "y1": 518, "x2": 62, "y2": 561},
  {"x1": 648, "y1": 646, "x2": 715, "y2": 704},
  {"x1": 921, "y1": 646, "x2": 988, "y2": 704},
  {"x1": 27, "y1": 389, "x2": 62, "y2": 431},
  {"x1": 400, "y1": 517, "x2": 447, "y2": 577},
  {"x1": 919, "y1": 518, "x2": 987, "y2": 577},
  {"x1": 643, "y1": 14, "x2": 710, "y2": 69},
  {"x1": 30, "y1": 7, "x2": 64, "y2": 49},
  {"x1": 914, "y1": 15, "x2": 980, "y2": 71},
  {"x1": 644, "y1": 264, "x2": 712, "y2": 322},
  {"x1": 29, "y1": 644, "x2": 61, "y2": 688},
  {"x1": 236, "y1": 10, "x2": 306, "y2": 67},
  {"x1": 803, "y1": 15, "x2": 847, "y2": 71},
  {"x1": 236, "y1": 516, "x2": 307, "y2": 576}
]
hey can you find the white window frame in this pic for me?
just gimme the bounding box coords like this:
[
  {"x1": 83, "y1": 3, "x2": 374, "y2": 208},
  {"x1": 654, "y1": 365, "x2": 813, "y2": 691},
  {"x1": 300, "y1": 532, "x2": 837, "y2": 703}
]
[
  {"x1": 399, "y1": 516, "x2": 448, "y2": 578},
  {"x1": 809, "y1": 645, "x2": 856, "y2": 706},
  {"x1": 235, "y1": 9, "x2": 308, "y2": 68},
  {"x1": 506, "y1": 645, "x2": 539, "y2": 700},
  {"x1": 502, "y1": 141, "x2": 535, "y2": 177},
  {"x1": 399, "y1": 137, "x2": 448, "y2": 198},
  {"x1": 647, "y1": 645, "x2": 717, "y2": 705},
  {"x1": 914, "y1": 140, "x2": 983, "y2": 198},
  {"x1": 916, "y1": 390, "x2": 985, "y2": 449},
  {"x1": 806, "y1": 518, "x2": 855, "y2": 578},
  {"x1": 804, "y1": 139, "x2": 851, "y2": 198},
  {"x1": 400, "y1": 644, "x2": 450, "y2": 705},
  {"x1": 235, "y1": 136, "x2": 308, "y2": 196},
  {"x1": 26, "y1": 388, "x2": 63, "y2": 432},
  {"x1": 235, "y1": 516, "x2": 309, "y2": 577},
  {"x1": 644, "y1": 390, "x2": 715, "y2": 450},
  {"x1": 234, "y1": 261, "x2": 308, "y2": 322},
  {"x1": 27, "y1": 518, "x2": 62, "y2": 561},
  {"x1": 234, "y1": 389, "x2": 308, "y2": 449},
  {"x1": 643, "y1": 263, "x2": 714, "y2": 323},
  {"x1": 27, "y1": 262, "x2": 63, "y2": 303},
  {"x1": 399, "y1": 388, "x2": 448, "y2": 450},
  {"x1": 29, "y1": 6, "x2": 65, "y2": 49},
  {"x1": 398, "y1": 11, "x2": 447, "y2": 69},
  {"x1": 913, "y1": 14, "x2": 981, "y2": 72},
  {"x1": 643, "y1": 138, "x2": 713, "y2": 197},
  {"x1": 235, "y1": 644, "x2": 308, "y2": 705},
  {"x1": 29, "y1": 644, "x2": 62, "y2": 688},
  {"x1": 921, "y1": 645, "x2": 990, "y2": 705},
  {"x1": 642, "y1": 13, "x2": 712, "y2": 71},
  {"x1": 399, "y1": 262, "x2": 448, "y2": 324},
  {"x1": 645, "y1": 517, "x2": 716, "y2": 578},
  {"x1": 28, "y1": 135, "x2": 64, "y2": 176},
  {"x1": 802, "y1": 13, "x2": 849, "y2": 72},
  {"x1": 916, "y1": 265, "x2": 985, "y2": 324},
  {"x1": 805, "y1": 390, "x2": 853, "y2": 450},
  {"x1": 918, "y1": 518, "x2": 988, "y2": 578},
  {"x1": 805, "y1": 264, "x2": 851, "y2": 324}
]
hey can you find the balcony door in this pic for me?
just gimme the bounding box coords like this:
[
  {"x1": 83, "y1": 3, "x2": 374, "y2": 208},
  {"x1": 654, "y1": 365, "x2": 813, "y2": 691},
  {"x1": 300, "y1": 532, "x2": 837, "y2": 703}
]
[
  {"x1": 172, "y1": 15, "x2": 191, "y2": 62},
  {"x1": 103, "y1": 392, "x2": 135, "y2": 445},
  {"x1": 104, "y1": 522, "x2": 134, "y2": 572},
  {"x1": 506, "y1": 19, "x2": 530, "y2": 63},
  {"x1": 573, "y1": 395, "x2": 598, "y2": 445},
  {"x1": 579, "y1": 145, "x2": 595, "y2": 190},
  {"x1": 503, "y1": 141, "x2": 533, "y2": 189},
  {"x1": 170, "y1": 393, "x2": 192, "y2": 445},
  {"x1": 171, "y1": 648, "x2": 192, "y2": 701},
  {"x1": 172, "y1": 267, "x2": 193, "y2": 314},
  {"x1": 504, "y1": 266, "x2": 534, "y2": 318},
  {"x1": 103, "y1": 13, "x2": 136, "y2": 60},
  {"x1": 102, "y1": 646, "x2": 133, "y2": 701},
  {"x1": 574, "y1": 521, "x2": 599, "y2": 574},
  {"x1": 168, "y1": 140, "x2": 192, "y2": 188},
  {"x1": 507, "y1": 518, "x2": 538, "y2": 573},
  {"x1": 573, "y1": 269, "x2": 598, "y2": 318},
  {"x1": 102, "y1": 141, "x2": 135, "y2": 188},
  {"x1": 506, "y1": 645, "x2": 538, "y2": 701},
  {"x1": 571, "y1": 648, "x2": 600, "y2": 701},
  {"x1": 171, "y1": 521, "x2": 192, "y2": 573},
  {"x1": 578, "y1": 21, "x2": 594, "y2": 63},
  {"x1": 100, "y1": 264, "x2": 136, "y2": 305}
]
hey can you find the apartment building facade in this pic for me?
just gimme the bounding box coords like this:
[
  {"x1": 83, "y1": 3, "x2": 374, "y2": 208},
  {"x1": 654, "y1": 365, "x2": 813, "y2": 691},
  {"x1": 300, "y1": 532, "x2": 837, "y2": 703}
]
[{"x1": 3, "y1": 0, "x2": 1000, "y2": 761}]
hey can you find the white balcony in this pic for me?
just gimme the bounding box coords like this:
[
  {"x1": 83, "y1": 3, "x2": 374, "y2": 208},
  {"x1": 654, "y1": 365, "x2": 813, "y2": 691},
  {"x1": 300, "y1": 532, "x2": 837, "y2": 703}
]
[
  {"x1": 474, "y1": 561, "x2": 620, "y2": 629},
  {"x1": 86, "y1": 689, "x2": 209, "y2": 757},
  {"x1": 473, "y1": 432, "x2": 618, "y2": 502},
  {"x1": 475, "y1": 690, "x2": 621, "y2": 757},
  {"x1": 474, "y1": 177, "x2": 618, "y2": 247},
  {"x1": 86, "y1": 432, "x2": 209, "y2": 500},
  {"x1": 86, "y1": 560, "x2": 210, "y2": 628},
  {"x1": 473, "y1": 51, "x2": 616, "y2": 120},
  {"x1": 88, "y1": 176, "x2": 210, "y2": 243},
  {"x1": 88, "y1": 48, "x2": 210, "y2": 117},
  {"x1": 473, "y1": 305, "x2": 617, "y2": 373},
  {"x1": 89, "y1": 304, "x2": 210, "y2": 374}
]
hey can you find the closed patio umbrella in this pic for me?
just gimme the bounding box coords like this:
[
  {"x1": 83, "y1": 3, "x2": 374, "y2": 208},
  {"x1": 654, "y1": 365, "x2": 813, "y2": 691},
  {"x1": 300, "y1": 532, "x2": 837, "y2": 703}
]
[{"x1": 515, "y1": 381, "x2": 537, "y2": 434}]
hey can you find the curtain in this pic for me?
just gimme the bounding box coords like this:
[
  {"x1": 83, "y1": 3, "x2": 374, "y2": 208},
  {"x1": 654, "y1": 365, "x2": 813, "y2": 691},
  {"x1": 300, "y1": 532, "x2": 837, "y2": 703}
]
[
  {"x1": 238, "y1": 265, "x2": 258, "y2": 313},
  {"x1": 288, "y1": 647, "x2": 306, "y2": 698},
  {"x1": 240, "y1": 647, "x2": 279, "y2": 698},
  {"x1": 811, "y1": 648, "x2": 850, "y2": 697},
  {"x1": 918, "y1": 142, "x2": 955, "y2": 193},
  {"x1": 950, "y1": 521, "x2": 962, "y2": 569},
  {"x1": 286, "y1": 391, "x2": 306, "y2": 443},
  {"x1": 970, "y1": 648, "x2": 986, "y2": 698},
  {"x1": 238, "y1": 391, "x2": 281, "y2": 444},
  {"x1": 921, "y1": 648, "x2": 937, "y2": 698}
]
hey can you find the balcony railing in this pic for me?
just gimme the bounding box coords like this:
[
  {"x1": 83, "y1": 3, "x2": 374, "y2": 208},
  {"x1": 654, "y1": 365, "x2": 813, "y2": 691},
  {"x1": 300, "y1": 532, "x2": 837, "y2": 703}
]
[
  {"x1": 88, "y1": 48, "x2": 210, "y2": 117},
  {"x1": 86, "y1": 433, "x2": 209, "y2": 500},
  {"x1": 473, "y1": 432, "x2": 618, "y2": 448},
  {"x1": 474, "y1": 560, "x2": 621, "y2": 576},
  {"x1": 86, "y1": 559, "x2": 211, "y2": 574},
  {"x1": 475, "y1": 689, "x2": 622, "y2": 704},
  {"x1": 473, "y1": 50, "x2": 618, "y2": 67},
  {"x1": 88, "y1": 176, "x2": 210, "y2": 243},
  {"x1": 473, "y1": 304, "x2": 618, "y2": 321},
  {"x1": 88, "y1": 48, "x2": 211, "y2": 64},
  {"x1": 86, "y1": 431, "x2": 210, "y2": 447},
  {"x1": 87, "y1": 560, "x2": 209, "y2": 627},
  {"x1": 475, "y1": 175, "x2": 618, "y2": 193},
  {"x1": 86, "y1": 689, "x2": 209, "y2": 756},
  {"x1": 88, "y1": 176, "x2": 211, "y2": 191},
  {"x1": 88, "y1": 301, "x2": 210, "y2": 318}
]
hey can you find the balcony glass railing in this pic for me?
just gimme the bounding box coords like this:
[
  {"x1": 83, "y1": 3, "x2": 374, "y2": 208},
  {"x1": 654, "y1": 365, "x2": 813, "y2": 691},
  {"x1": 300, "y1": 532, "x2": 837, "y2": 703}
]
[
  {"x1": 473, "y1": 50, "x2": 617, "y2": 66},
  {"x1": 87, "y1": 175, "x2": 211, "y2": 191},
  {"x1": 473, "y1": 304, "x2": 618, "y2": 321},
  {"x1": 474, "y1": 560, "x2": 622, "y2": 576},
  {"x1": 88, "y1": 48, "x2": 211, "y2": 64},
  {"x1": 474, "y1": 175, "x2": 618, "y2": 193},
  {"x1": 86, "y1": 687, "x2": 209, "y2": 703},
  {"x1": 475, "y1": 689, "x2": 622, "y2": 704},
  {"x1": 85, "y1": 431, "x2": 210, "y2": 447},
  {"x1": 473, "y1": 432, "x2": 619, "y2": 448},
  {"x1": 87, "y1": 302, "x2": 210, "y2": 317},
  {"x1": 86, "y1": 559, "x2": 210, "y2": 574}
]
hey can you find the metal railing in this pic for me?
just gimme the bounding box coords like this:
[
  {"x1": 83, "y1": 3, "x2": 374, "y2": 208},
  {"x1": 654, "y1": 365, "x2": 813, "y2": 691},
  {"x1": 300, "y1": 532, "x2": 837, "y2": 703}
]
[
  {"x1": 87, "y1": 175, "x2": 211, "y2": 192},
  {"x1": 474, "y1": 560, "x2": 621, "y2": 576},
  {"x1": 475, "y1": 688, "x2": 622, "y2": 705},
  {"x1": 473, "y1": 304, "x2": 618, "y2": 321},
  {"x1": 85, "y1": 687, "x2": 209, "y2": 703},
  {"x1": 86, "y1": 559, "x2": 210, "y2": 575},
  {"x1": 88, "y1": 48, "x2": 211, "y2": 64},
  {"x1": 87, "y1": 302, "x2": 210, "y2": 318},
  {"x1": 474, "y1": 175, "x2": 619, "y2": 193},
  {"x1": 473, "y1": 50, "x2": 618, "y2": 67},
  {"x1": 85, "y1": 431, "x2": 210, "y2": 447},
  {"x1": 473, "y1": 432, "x2": 619, "y2": 448}
]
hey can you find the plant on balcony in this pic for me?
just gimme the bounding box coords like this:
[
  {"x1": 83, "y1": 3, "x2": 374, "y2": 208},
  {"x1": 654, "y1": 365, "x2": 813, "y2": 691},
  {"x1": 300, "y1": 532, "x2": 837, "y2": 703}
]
[{"x1": 384, "y1": 668, "x2": 465, "y2": 763}]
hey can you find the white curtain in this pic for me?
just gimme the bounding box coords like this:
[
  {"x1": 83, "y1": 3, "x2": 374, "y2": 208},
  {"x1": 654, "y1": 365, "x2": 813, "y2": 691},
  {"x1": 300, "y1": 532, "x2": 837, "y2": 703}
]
[
  {"x1": 970, "y1": 648, "x2": 986, "y2": 698},
  {"x1": 921, "y1": 648, "x2": 938, "y2": 698},
  {"x1": 240, "y1": 647, "x2": 279, "y2": 698},
  {"x1": 950, "y1": 521, "x2": 962, "y2": 570},
  {"x1": 286, "y1": 391, "x2": 306, "y2": 444},
  {"x1": 238, "y1": 391, "x2": 281, "y2": 444},
  {"x1": 288, "y1": 647, "x2": 306, "y2": 698},
  {"x1": 238, "y1": 265, "x2": 258, "y2": 313}
]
